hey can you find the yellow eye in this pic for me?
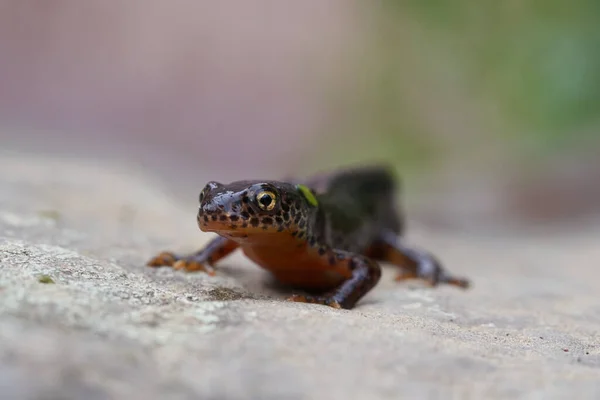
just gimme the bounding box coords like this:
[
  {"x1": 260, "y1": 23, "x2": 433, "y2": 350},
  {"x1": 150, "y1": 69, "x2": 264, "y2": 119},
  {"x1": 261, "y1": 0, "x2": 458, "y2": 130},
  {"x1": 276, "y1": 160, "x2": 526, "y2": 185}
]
[{"x1": 256, "y1": 190, "x2": 277, "y2": 211}]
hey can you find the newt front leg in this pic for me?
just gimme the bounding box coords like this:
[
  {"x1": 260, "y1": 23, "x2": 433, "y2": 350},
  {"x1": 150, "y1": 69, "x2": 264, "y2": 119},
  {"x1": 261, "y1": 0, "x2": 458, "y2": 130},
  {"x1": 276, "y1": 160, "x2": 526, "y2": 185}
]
[
  {"x1": 147, "y1": 236, "x2": 239, "y2": 274},
  {"x1": 288, "y1": 249, "x2": 382, "y2": 310}
]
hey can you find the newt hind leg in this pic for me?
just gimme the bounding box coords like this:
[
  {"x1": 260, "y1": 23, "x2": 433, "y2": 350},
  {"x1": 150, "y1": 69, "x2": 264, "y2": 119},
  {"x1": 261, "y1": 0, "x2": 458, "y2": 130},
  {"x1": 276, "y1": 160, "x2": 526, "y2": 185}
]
[
  {"x1": 367, "y1": 230, "x2": 470, "y2": 289},
  {"x1": 288, "y1": 248, "x2": 382, "y2": 309},
  {"x1": 147, "y1": 236, "x2": 239, "y2": 275}
]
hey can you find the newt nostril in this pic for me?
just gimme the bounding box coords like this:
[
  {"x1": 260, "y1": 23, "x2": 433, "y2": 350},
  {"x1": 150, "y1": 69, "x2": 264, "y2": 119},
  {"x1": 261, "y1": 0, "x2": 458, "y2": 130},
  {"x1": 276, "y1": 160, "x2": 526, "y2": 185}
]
[{"x1": 231, "y1": 201, "x2": 242, "y2": 213}]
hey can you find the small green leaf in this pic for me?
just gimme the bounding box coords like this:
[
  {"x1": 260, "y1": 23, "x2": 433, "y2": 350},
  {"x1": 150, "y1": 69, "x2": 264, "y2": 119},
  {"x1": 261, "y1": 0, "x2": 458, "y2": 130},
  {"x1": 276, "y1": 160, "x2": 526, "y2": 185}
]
[{"x1": 38, "y1": 275, "x2": 55, "y2": 284}]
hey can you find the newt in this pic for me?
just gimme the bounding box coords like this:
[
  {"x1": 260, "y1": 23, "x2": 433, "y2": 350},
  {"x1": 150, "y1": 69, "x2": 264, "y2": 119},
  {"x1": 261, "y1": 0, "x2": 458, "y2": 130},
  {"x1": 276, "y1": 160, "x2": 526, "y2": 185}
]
[{"x1": 147, "y1": 166, "x2": 470, "y2": 309}]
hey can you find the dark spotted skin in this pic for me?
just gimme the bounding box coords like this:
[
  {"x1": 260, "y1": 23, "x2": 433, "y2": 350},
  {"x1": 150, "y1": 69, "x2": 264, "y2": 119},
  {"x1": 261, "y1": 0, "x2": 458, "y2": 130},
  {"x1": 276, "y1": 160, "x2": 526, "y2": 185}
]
[{"x1": 147, "y1": 166, "x2": 470, "y2": 309}]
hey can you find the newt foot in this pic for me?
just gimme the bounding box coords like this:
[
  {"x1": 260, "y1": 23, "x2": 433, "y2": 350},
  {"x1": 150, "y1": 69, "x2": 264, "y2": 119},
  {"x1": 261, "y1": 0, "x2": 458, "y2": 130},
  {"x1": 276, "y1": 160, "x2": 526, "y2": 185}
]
[
  {"x1": 287, "y1": 294, "x2": 342, "y2": 309},
  {"x1": 146, "y1": 251, "x2": 177, "y2": 267},
  {"x1": 173, "y1": 260, "x2": 216, "y2": 275},
  {"x1": 395, "y1": 272, "x2": 471, "y2": 289},
  {"x1": 146, "y1": 252, "x2": 216, "y2": 275},
  {"x1": 442, "y1": 277, "x2": 470, "y2": 289}
]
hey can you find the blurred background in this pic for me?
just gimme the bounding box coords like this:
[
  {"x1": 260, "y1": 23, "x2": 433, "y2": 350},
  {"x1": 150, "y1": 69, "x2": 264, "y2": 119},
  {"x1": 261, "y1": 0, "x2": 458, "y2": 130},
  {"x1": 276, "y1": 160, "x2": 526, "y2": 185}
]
[{"x1": 1, "y1": 1, "x2": 599, "y2": 233}]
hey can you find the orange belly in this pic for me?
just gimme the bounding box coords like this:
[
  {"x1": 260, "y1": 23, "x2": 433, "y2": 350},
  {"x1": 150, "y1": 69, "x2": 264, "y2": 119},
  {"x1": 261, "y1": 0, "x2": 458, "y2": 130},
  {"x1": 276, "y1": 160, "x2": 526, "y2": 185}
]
[{"x1": 241, "y1": 244, "x2": 351, "y2": 291}]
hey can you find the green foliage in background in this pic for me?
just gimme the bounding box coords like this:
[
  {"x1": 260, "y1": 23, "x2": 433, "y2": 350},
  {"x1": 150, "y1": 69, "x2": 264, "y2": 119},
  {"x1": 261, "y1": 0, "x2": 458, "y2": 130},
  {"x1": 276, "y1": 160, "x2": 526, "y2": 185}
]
[
  {"x1": 391, "y1": 0, "x2": 600, "y2": 150},
  {"x1": 318, "y1": 1, "x2": 600, "y2": 174}
]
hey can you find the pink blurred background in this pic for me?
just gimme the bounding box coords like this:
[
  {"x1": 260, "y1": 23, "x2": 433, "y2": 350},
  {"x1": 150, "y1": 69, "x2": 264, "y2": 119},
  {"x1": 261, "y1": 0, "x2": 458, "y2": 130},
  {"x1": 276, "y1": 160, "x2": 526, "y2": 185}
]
[
  {"x1": 1, "y1": 1, "x2": 599, "y2": 230},
  {"x1": 0, "y1": 1, "x2": 360, "y2": 177}
]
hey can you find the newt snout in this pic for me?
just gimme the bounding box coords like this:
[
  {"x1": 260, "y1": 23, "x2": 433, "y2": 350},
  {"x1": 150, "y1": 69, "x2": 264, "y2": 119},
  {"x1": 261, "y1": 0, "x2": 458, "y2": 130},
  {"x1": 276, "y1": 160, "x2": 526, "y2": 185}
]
[{"x1": 197, "y1": 198, "x2": 240, "y2": 233}]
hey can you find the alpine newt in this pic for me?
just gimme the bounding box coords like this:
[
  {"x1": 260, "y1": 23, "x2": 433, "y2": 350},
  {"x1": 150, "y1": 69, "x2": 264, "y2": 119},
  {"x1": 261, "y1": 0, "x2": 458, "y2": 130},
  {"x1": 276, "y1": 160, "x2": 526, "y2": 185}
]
[{"x1": 147, "y1": 166, "x2": 470, "y2": 309}]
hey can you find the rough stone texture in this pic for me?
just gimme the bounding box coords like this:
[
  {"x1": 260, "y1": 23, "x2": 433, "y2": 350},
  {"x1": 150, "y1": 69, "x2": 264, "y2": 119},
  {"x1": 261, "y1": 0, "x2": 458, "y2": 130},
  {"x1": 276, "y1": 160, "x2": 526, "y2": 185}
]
[{"x1": 1, "y1": 153, "x2": 599, "y2": 400}]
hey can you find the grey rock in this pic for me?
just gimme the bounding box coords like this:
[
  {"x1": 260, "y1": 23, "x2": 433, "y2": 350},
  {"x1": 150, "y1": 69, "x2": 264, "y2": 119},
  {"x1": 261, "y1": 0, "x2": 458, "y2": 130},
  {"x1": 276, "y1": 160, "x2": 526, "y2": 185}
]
[{"x1": 1, "y1": 154, "x2": 599, "y2": 399}]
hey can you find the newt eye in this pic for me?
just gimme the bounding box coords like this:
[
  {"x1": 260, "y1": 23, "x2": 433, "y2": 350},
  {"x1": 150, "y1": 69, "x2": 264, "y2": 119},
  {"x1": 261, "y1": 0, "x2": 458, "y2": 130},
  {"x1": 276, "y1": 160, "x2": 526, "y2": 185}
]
[{"x1": 256, "y1": 190, "x2": 277, "y2": 211}]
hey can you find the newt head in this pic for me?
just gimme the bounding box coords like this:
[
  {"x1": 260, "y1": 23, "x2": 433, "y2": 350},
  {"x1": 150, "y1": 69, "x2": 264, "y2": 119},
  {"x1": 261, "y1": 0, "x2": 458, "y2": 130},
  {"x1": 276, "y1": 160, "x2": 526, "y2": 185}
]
[{"x1": 197, "y1": 180, "x2": 319, "y2": 244}]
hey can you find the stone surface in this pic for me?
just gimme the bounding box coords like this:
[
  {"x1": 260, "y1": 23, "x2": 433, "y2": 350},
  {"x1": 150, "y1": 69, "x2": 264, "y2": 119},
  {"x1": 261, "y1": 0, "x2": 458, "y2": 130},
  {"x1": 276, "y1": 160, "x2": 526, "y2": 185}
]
[{"x1": 1, "y1": 153, "x2": 599, "y2": 399}]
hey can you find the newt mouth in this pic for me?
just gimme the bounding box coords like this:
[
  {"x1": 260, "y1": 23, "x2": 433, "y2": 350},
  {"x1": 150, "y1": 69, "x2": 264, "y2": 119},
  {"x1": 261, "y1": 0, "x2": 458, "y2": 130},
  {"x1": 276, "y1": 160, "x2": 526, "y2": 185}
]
[
  {"x1": 198, "y1": 218, "x2": 252, "y2": 235},
  {"x1": 223, "y1": 232, "x2": 248, "y2": 238},
  {"x1": 198, "y1": 220, "x2": 233, "y2": 232},
  {"x1": 199, "y1": 219, "x2": 285, "y2": 239}
]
